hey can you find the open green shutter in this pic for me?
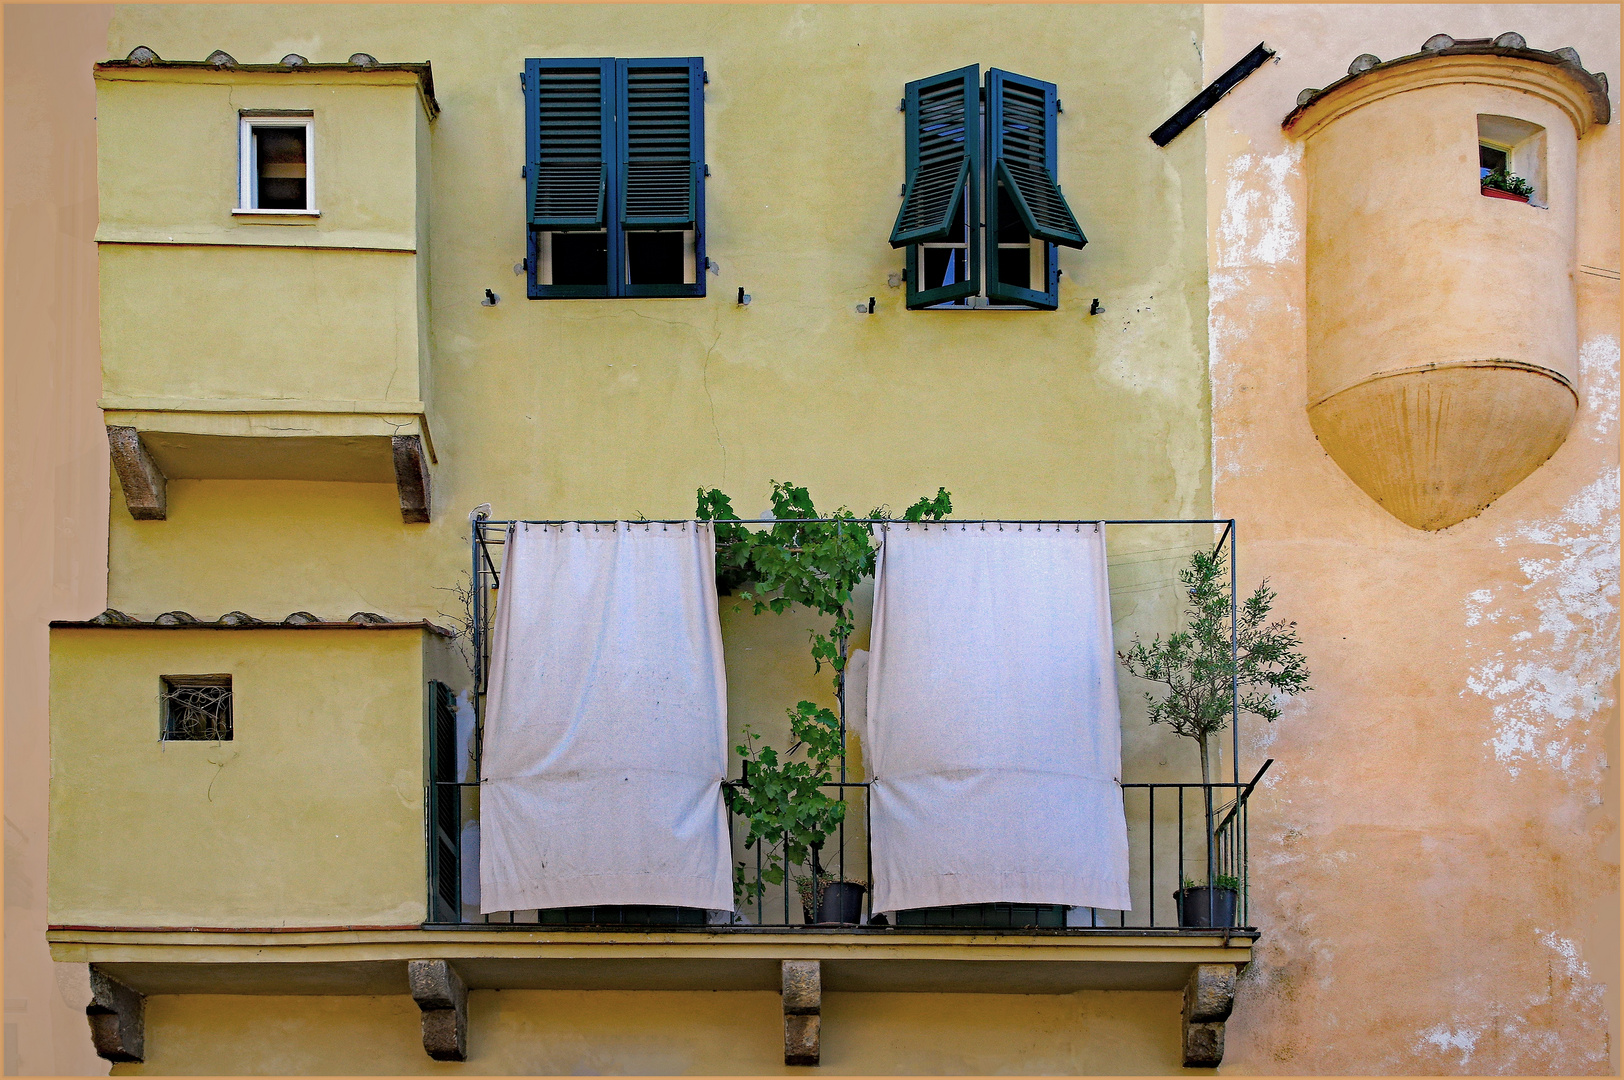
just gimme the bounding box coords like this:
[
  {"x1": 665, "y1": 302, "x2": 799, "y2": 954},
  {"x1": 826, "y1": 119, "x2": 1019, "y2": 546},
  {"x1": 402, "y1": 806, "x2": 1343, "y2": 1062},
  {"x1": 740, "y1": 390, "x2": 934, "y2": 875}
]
[
  {"x1": 986, "y1": 69, "x2": 1086, "y2": 249},
  {"x1": 890, "y1": 66, "x2": 978, "y2": 248},
  {"x1": 427, "y1": 680, "x2": 460, "y2": 922},
  {"x1": 527, "y1": 59, "x2": 611, "y2": 230},
  {"x1": 619, "y1": 58, "x2": 700, "y2": 229}
]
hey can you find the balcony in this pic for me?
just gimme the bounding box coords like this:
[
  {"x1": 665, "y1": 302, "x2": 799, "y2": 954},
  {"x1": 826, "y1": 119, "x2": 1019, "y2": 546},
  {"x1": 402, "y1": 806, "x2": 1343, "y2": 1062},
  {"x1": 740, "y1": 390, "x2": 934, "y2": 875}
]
[
  {"x1": 47, "y1": 517, "x2": 1265, "y2": 1067},
  {"x1": 415, "y1": 519, "x2": 1263, "y2": 1018}
]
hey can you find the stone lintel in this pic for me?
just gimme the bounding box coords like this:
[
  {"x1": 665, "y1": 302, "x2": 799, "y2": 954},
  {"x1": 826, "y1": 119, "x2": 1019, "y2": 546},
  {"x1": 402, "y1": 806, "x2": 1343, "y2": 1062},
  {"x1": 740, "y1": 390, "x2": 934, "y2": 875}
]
[
  {"x1": 87, "y1": 965, "x2": 145, "y2": 1062},
  {"x1": 392, "y1": 434, "x2": 431, "y2": 523},
  {"x1": 408, "y1": 958, "x2": 467, "y2": 1061},
  {"x1": 107, "y1": 426, "x2": 167, "y2": 520},
  {"x1": 783, "y1": 960, "x2": 821, "y2": 1065}
]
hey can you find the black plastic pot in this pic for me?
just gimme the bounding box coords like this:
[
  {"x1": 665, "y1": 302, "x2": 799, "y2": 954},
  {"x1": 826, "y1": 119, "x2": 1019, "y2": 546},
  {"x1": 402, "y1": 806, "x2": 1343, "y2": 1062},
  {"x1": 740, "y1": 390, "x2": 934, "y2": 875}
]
[
  {"x1": 1175, "y1": 886, "x2": 1237, "y2": 928},
  {"x1": 816, "y1": 881, "x2": 867, "y2": 925}
]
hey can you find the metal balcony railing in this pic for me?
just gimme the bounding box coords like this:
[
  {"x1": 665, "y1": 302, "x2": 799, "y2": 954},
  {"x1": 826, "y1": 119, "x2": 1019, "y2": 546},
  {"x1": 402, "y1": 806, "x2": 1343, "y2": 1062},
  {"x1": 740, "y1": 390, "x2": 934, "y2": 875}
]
[{"x1": 425, "y1": 516, "x2": 1265, "y2": 933}]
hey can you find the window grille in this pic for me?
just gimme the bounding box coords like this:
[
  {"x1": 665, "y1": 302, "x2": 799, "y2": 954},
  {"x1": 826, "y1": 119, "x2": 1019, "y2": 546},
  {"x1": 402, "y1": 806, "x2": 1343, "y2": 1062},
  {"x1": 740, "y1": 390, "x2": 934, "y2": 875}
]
[{"x1": 161, "y1": 675, "x2": 233, "y2": 741}]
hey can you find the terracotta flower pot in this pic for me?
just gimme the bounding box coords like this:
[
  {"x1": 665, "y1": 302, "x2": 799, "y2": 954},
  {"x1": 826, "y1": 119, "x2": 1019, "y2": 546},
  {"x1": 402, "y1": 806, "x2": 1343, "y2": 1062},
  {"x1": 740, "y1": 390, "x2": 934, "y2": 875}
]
[{"x1": 1481, "y1": 186, "x2": 1530, "y2": 202}]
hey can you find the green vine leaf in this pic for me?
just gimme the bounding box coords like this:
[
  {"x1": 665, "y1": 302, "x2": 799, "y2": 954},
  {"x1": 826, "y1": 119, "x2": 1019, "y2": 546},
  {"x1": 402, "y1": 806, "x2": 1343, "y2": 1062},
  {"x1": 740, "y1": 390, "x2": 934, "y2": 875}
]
[{"x1": 700, "y1": 481, "x2": 951, "y2": 908}]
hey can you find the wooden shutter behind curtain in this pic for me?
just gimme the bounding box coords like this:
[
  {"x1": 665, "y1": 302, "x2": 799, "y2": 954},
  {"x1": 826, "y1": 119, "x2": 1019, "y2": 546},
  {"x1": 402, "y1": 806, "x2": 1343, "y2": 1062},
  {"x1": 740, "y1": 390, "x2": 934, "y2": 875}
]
[
  {"x1": 618, "y1": 58, "x2": 702, "y2": 228},
  {"x1": 890, "y1": 65, "x2": 979, "y2": 248},
  {"x1": 527, "y1": 59, "x2": 612, "y2": 230},
  {"x1": 428, "y1": 680, "x2": 460, "y2": 922},
  {"x1": 986, "y1": 68, "x2": 1086, "y2": 249}
]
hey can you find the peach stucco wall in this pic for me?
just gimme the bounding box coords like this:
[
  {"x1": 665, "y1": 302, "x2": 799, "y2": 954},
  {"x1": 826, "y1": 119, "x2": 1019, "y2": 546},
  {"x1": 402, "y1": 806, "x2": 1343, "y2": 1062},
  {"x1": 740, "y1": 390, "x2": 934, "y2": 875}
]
[
  {"x1": 3, "y1": 4, "x2": 115, "y2": 1075},
  {"x1": 1203, "y1": 4, "x2": 1618, "y2": 1073}
]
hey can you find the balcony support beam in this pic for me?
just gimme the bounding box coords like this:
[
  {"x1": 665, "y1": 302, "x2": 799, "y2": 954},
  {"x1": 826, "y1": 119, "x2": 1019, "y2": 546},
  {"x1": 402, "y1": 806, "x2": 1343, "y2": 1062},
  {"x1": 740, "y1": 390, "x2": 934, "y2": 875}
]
[
  {"x1": 392, "y1": 434, "x2": 431, "y2": 523},
  {"x1": 86, "y1": 964, "x2": 145, "y2": 1062},
  {"x1": 1181, "y1": 962, "x2": 1237, "y2": 1067},
  {"x1": 408, "y1": 958, "x2": 467, "y2": 1061},
  {"x1": 107, "y1": 426, "x2": 167, "y2": 520},
  {"x1": 782, "y1": 960, "x2": 821, "y2": 1066}
]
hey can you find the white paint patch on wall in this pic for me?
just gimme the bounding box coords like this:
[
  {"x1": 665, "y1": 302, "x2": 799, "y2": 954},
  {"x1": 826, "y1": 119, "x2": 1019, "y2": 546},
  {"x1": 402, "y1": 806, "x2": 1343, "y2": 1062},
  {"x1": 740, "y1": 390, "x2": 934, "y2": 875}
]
[
  {"x1": 1578, "y1": 334, "x2": 1619, "y2": 441},
  {"x1": 1463, "y1": 469, "x2": 1620, "y2": 783},
  {"x1": 1411, "y1": 929, "x2": 1609, "y2": 1073},
  {"x1": 1217, "y1": 146, "x2": 1302, "y2": 268},
  {"x1": 1418, "y1": 1024, "x2": 1479, "y2": 1068}
]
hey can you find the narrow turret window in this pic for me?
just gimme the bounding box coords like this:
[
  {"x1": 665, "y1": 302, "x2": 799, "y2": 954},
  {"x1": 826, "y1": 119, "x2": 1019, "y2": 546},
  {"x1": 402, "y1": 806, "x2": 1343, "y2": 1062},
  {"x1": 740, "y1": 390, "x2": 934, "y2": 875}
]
[{"x1": 1478, "y1": 114, "x2": 1545, "y2": 205}]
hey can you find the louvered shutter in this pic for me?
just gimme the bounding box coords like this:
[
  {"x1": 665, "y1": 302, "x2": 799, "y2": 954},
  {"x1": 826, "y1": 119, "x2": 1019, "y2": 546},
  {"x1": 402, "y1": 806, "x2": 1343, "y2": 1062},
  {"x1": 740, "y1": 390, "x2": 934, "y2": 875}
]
[
  {"x1": 986, "y1": 69, "x2": 1086, "y2": 249},
  {"x1": 890, "y1": 66, "x2": 979, "y2": 248},
  {"x1": 427, "y1": 680, "x2": 460, "y2": 923},
  {"x1": 618, "y1": 58, "x2": 702, "y2": 229},
  {"x1": 526, "y1": 59, "x2": 612, "y2": 230}
]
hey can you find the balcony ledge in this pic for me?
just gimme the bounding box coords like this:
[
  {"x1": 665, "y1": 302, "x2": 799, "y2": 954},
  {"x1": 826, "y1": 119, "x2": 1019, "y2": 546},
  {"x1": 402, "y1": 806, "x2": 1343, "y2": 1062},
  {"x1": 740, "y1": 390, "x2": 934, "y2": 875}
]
[{"x1": 47, "y1": 926, "x2": 1255, "y2": 996}]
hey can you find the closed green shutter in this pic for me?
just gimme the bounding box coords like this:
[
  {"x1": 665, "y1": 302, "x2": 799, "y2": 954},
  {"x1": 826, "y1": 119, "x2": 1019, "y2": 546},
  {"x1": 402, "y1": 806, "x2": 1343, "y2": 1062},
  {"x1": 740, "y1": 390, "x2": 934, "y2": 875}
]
[
  {"x1": 986, "y1": 69, "x2": 1085, "y2": 249},
  {"x1": 526, "y1": 59, "x2": 612, "y2": 230},
  {"x1": 890, "y1": 65, "x2": 979, "y2": 248},
  {"x1": 618, "y1": 58, "x2": 702, "y2": 229},
  {"x1": 427, "y1": 680, "x2": 460, "y2": 924}
]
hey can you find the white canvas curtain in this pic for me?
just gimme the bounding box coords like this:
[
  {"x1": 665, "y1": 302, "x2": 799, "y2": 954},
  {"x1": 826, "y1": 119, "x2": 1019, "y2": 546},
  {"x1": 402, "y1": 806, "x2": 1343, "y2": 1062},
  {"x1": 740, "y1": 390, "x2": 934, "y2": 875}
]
[
  {"x1": 864, "y1": 521, "x2": 1131, "y2": 913},
  {"x1": 478, "y1": 521, "x2": 734, "y2": 914}
]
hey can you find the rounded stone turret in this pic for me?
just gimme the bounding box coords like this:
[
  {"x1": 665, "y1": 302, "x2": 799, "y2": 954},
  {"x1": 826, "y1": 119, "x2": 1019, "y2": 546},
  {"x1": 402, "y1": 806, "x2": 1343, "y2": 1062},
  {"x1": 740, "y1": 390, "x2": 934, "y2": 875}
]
[{"x1": 1285, "y1": 37, "x2": 1610, "y2": 530}]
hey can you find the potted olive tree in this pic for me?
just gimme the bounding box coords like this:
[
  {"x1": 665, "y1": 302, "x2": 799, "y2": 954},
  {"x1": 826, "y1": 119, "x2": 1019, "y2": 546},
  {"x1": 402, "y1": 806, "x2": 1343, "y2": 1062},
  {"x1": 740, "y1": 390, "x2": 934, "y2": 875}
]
[{"x1": 1118, "y1": 546, "x2": 1310, "y2": 927}]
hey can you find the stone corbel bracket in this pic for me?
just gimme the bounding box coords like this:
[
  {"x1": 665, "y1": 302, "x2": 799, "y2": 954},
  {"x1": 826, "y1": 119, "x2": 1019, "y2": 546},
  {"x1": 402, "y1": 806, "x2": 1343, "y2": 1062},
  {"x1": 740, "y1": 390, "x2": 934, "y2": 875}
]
[
  {"x1": 782, "y1": 959, "x2": 821, "y2": 1066},
  {"x1": 408, "y1": 959, "x2": 467, "y2": 1061},
  {"x1": 107, "y1": 426, "x2": 167, "y2": 520},
  {"x1": 392, "y1": 434, "x2": 432, "y2": 523},
  {"x1": 87, "y1": 965, "x2": 145, "y2": 1063},
  {"x1": 1182, "y1": 962, "x2": 1238, "y2": 1067}
]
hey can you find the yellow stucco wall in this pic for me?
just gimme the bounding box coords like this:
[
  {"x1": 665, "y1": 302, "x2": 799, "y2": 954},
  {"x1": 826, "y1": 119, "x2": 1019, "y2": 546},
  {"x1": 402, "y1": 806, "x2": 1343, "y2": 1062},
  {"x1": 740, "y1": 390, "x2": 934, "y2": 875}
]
[
  {"x1": 93, "y1": 70, "x2": 427, "y2": 249},
  {"x1": 100, "y1": 245, "x2": 423, "y2": 404},
  {"x1": 112, "y1": 989, "x2": 1188, "y2": 1075},
  {"x1": 99, "y1": 1, "x2": 1212, "y2": 626},
  {"x1": 48, "y1": 627, "x2": 455, "y2": 927},
  {"x1": 93, "y1": 65, "x2": 434, "y2": 476},
  {"x1": 1203, "y1": 5, "x2": 1619, "y2": 1073},
  {"x1": 63, "y1": 5, "x2": 1224, "y2": 1068}
]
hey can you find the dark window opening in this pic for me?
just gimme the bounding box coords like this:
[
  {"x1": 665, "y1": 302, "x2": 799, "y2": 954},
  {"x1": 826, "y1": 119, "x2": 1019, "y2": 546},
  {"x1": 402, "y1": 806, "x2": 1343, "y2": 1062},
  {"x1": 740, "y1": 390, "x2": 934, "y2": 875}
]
[
  {"x1": 254, "y1": 127, "x2": 308, "y2": 210},
  {"x1": 549, "y1": 232, "x2": 610, "y2": 287},
  {"x1": 1479, "y1": 143, "x2": 1509, "y2": 179},
  {"x1": 162, "y1": 675, "x2": 233, "y2": 741},
  {"x1": 994, "y1": 184, "x2": 1034, "y2": 290},
  {"x1": 922, "y1": 246, "x2": 970, "y2": 291},
  {"x1": 625, "y1": 231, "x2": 686, "y2": 285}
]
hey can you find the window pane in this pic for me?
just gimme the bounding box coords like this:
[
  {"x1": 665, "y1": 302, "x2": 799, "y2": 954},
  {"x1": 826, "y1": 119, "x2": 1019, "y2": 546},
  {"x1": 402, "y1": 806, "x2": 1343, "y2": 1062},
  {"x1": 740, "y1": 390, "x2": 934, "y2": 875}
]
[
  {"x1": 996, "y1": 184, "x2": 1031, "y2": 244},
  {"x1": 626, "y1": 231, "x2": 685, "y2": 285},
  {"x1": 550, "y1": 231, "x2": 610, "y2": 286},
  {"x1": 1479, "y1": 144, "x2": 1508, "y2": 178},
  {"x1": 922, "y1": 247, "x2": 968, "y2": 291},
  {"x1": 255, "y1": 126, "x2": 307, "y2": 209}
]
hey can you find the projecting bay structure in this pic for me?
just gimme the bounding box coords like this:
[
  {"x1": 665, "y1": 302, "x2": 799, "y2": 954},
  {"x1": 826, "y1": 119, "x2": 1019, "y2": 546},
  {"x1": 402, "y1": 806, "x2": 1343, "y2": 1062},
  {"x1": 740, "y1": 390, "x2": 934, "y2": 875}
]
[{"x1": 41, "y1": 5, "x2": 1619, "y2": 1074}]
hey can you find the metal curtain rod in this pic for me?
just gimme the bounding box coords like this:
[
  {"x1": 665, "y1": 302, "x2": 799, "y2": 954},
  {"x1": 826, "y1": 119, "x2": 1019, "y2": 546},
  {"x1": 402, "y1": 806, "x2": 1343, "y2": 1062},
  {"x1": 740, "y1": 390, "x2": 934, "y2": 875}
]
[{"x1": 476, "y1": 517, "x2": 1237, "y2": 526}]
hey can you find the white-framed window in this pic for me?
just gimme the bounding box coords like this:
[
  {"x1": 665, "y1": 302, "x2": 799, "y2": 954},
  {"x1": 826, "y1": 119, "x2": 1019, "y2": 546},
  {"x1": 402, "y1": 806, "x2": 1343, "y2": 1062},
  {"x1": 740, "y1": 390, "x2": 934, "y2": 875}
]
[
  {"x1": 236, "y1": 113, "x2": 316, "y2": 214},
  {"x1": 1477, "y1": 114, "x2": 1546, "y2": 206}
]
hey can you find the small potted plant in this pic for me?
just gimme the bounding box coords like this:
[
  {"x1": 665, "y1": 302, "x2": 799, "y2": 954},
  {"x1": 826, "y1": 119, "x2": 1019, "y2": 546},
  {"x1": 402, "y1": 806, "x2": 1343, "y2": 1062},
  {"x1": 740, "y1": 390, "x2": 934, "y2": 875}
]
[
  {"x1": 1481, "y1": 166, "x2": 1536, "y2": 203},
  {"x1": 796, "y1": 861, "x2": 869, "y2": 925},
  {"x1": 726, "y1": 702, "x2": 865, "y2": 924},
  {"x1": 1176, "y1": 874, "x2": 1241, "y2": 928}
]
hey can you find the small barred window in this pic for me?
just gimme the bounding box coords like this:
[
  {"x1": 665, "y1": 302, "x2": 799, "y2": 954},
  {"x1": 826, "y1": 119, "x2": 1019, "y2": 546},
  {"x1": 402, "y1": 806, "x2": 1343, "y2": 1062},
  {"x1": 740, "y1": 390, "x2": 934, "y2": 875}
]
[{"x1": 161, "y1": 675, "x2": 233, "y2": 741}]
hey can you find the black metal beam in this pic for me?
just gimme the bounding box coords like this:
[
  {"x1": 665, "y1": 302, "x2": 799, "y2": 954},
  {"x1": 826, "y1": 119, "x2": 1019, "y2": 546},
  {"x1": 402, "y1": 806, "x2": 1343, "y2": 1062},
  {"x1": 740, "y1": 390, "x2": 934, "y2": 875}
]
[{"x1": 1150, "y1": 43, "x2": 1275, "y2": 147}]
